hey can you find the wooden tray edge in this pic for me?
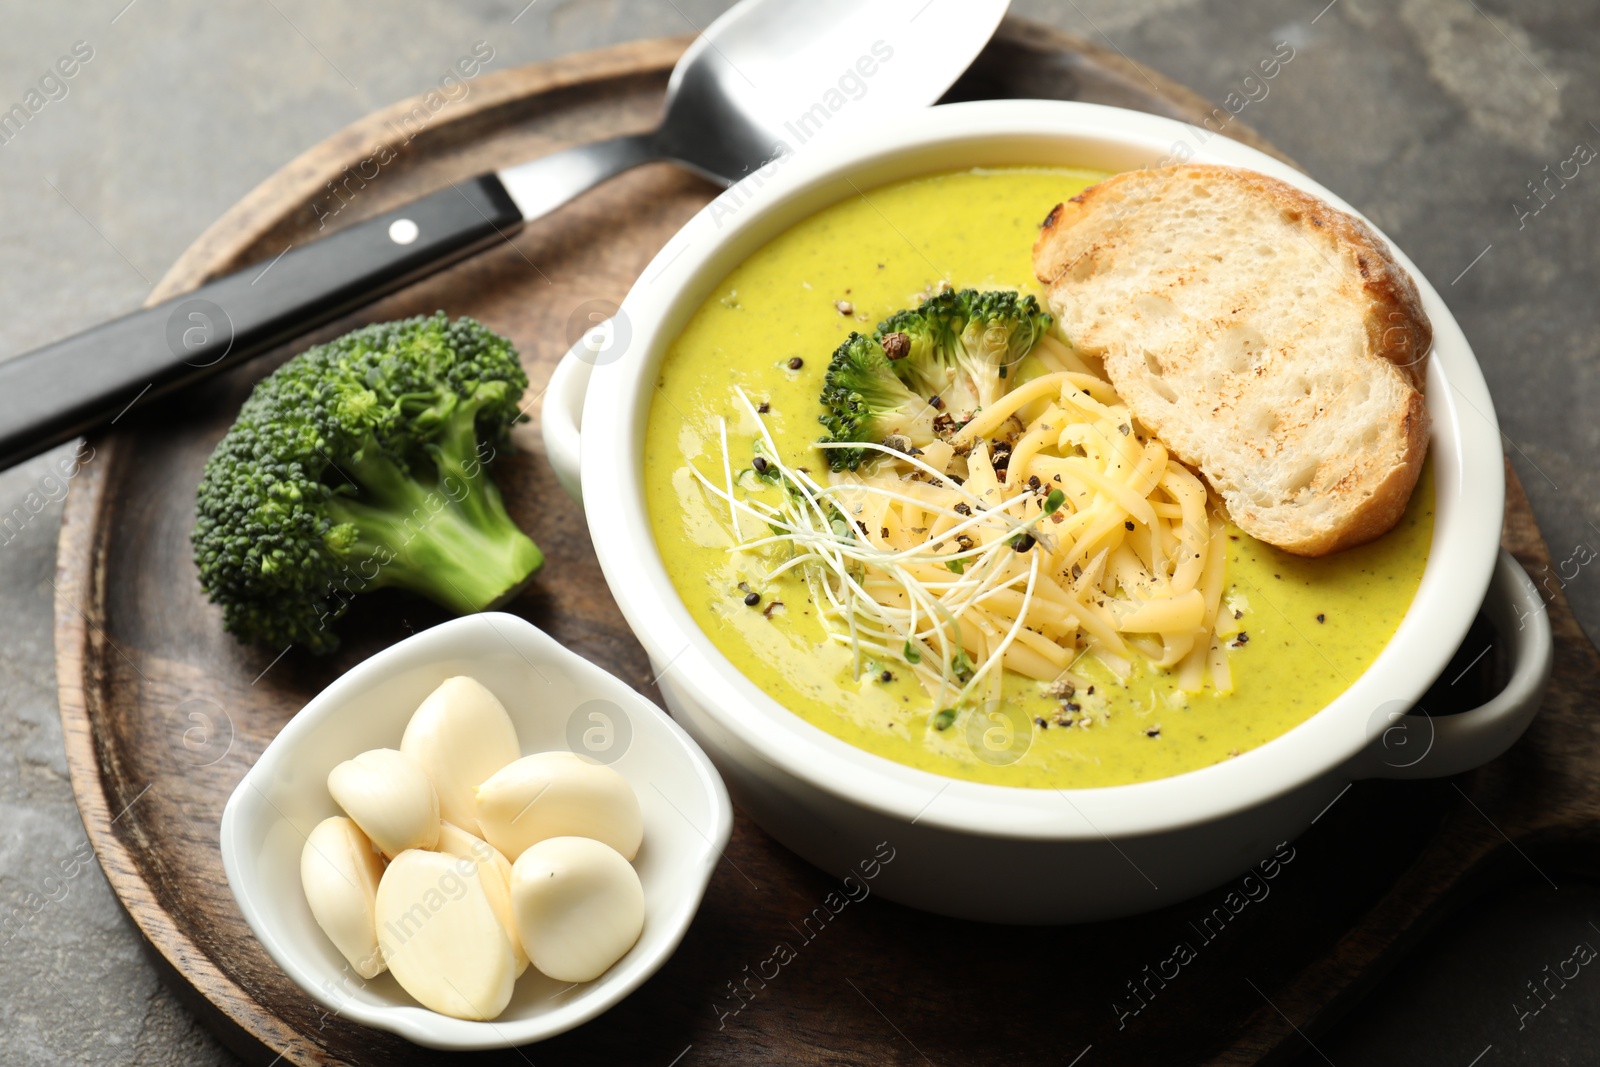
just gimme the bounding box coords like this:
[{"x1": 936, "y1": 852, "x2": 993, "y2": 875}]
[
  {"x1": 154, "y1": 34, "x2": 687, "y2": 301},
  {"x1": 55, "y1": 33, "x2": 692, "y2": 1065},
  {"x1": 54, "y1": 436, "x2": 320, "y2": 1062},
  {"x1": 1212, "y1": 459, "x2": 1596, "y2": 1063}
]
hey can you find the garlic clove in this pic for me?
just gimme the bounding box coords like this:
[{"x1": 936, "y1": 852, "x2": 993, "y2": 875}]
[
  {"x1": 375, "y1": 849, "x2": 517, "y2": 1021},
  {"x1": 436, "y1": 821, "x2": 528, "y2": 977},
  {"x1": 401, "y1": 677, "x2": 521, "y2": 833},
  {"x1": 475, "y1": 751, "x2": 643, "y2": 862},
  {"x1": 300, "y1": 816, "x2": 387, "y2": 979},
  {"x1": 327, "y1": 748, "x2": 440, "y2": 858},
  {"x1": 510, "y1": 836, "x2": 644, "y2": 984}
]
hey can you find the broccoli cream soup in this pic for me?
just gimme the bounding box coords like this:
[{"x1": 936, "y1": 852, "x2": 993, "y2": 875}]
[{"x1": 644, "y1": 167, "x2": 1433, "y2": 788}]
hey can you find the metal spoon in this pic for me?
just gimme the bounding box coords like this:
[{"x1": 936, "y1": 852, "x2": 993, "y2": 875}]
[{"x1": 0, "y1": 0, "x2": 1009, "y2": 470}]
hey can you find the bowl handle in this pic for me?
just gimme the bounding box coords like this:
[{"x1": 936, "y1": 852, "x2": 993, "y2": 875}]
[
  {"x1": 1360, "y1": 550, "x2": 1553, "y2": 780},
  {"x1": 540, "y1": 336, "x2": 596, "y2": 507}
]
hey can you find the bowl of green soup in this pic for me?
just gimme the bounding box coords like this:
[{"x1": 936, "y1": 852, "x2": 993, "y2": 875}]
[{"x1": 542, "y1": 100, "x2": 1551, "y2": 923}]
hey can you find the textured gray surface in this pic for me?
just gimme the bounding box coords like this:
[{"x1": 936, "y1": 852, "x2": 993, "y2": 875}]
[{"x1": 0, "y1": 1, "x2": 1596, "y2": 1064}]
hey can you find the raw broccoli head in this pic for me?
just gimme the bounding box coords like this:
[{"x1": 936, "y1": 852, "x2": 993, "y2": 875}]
[
  {"x1": 818, "y1": 332, "x2": 942, "y2": 471},
  {"x1": 877, "y1": 288, "x2": 1052, "y2": 418},
  {"x1": 191, "y1": 312, "x2": 543, "y2": 653}
]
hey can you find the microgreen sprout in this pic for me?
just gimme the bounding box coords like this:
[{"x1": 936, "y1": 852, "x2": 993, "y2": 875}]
[{"x1": 687, "y1": 388, "x2": 1061, "y2": 730}]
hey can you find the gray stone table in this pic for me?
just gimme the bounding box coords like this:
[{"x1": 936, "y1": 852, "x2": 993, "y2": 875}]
[{"x1": 0, "y1": 1, "x2": 1595, "y2": 1064}]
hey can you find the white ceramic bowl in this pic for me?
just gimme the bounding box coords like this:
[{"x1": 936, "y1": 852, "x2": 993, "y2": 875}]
[
  {"x1": 219, "y1": 613, "x2": 732, "y2": 1049},
  {"x1": 543, "y1": 100, "x2": 1552, "y2": 923}
]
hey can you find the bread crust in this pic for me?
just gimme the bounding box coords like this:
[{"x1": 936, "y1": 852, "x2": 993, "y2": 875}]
[
  {"x1": 1033, "y1": 164, "x2": 1432, "y2": 557},
  {"x1": 1256, "y1": 387, "x2": 1429, "y2": 555}
]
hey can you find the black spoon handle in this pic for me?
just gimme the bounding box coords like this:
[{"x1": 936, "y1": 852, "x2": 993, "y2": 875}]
[{"x1": 0, "y1": 174, "x2": 522, "y2": 470}]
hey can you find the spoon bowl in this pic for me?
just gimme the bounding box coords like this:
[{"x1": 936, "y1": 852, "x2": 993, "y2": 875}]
[{"x1": 655, "y1": 0, "x2": 1011, "y2": 182}]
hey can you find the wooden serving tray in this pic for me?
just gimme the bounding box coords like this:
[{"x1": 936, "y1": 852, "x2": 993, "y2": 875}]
[{"x1": 54, "y1": 20, "x2": 1600, "y2": 1066}]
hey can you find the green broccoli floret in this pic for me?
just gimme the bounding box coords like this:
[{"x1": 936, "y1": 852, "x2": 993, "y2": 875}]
[
  {"x1": 877, "y1": 289, "x2": 1052, "y2": 419},
  {"x1": 875, "y1": 292, "x2": 961, "y2": 402},
  {"x1": 954, "y1": 289, "x2": 1052, "y2": 408},
  {"x1": 818, "y1": 332, "x2": 942, "y2": 471},
  {"x1": 191, "y1": 312, "x2": 543, "y2": 653},
  {"x1": 817, "y1": 289, "x2": 1053, "y2": 471}
]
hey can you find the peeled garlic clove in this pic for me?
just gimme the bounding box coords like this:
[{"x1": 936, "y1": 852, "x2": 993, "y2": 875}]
[
  {"x1": 436, "y1": 821, "x2": 528, "y2": 976},
  {"x1": 475, "y1": 751, "x2": 643, "y2": 862},
  {"x1": 511, "y1": 836, "x2": 644, "y2": 984},
  {"x1": 401, "y1": 677, "x2": 521, "y2": 833},
  {"x1": 327, "y1": 748, "x2": 440, "y2": 858},
  {"x1": 301, "y1": 816, "x2": 387, "y2": 979},
  {"x1": 375, "y1": 849, "x2": 517, "y2": 1021}
]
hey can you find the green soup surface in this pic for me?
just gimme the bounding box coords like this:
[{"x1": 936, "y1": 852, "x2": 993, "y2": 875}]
[{"x1": 643, "y1": 167, "x2": 1433, "y2": 788}]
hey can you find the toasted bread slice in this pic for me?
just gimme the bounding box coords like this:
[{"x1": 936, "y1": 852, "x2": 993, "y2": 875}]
[{"x1": 1033, "y1": 164, "x2": 1431, "y2": 556}]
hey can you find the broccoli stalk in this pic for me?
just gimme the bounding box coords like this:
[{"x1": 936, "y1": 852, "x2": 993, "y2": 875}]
[
  {"x1": 192, "y1": 312, "x2": 543, "y2": 653},
  {"x1": 321, "y1": 412, "x2": 539, "y2": 615}
]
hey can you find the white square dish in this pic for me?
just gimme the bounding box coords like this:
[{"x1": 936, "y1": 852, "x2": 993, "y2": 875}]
[{"x1": 220, "y1": 612, "x2": 732, "y2": 1050}]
